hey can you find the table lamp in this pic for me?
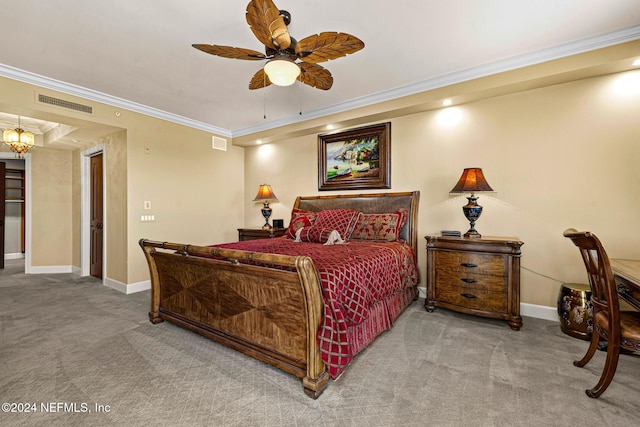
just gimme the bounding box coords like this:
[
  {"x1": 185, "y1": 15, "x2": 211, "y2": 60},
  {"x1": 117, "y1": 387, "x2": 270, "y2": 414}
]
[
  {"x1": 450, "y1": 168, "x2": 493, "y2": 239},
  {"x1": 253, "y1": 184, "x2": 278, "y2": 229}
]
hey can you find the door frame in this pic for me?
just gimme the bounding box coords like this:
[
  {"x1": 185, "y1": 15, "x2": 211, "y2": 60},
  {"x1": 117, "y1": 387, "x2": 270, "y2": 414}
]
[
  {"x1": 81, "y1": 144, "x2": 106, "y2": 279},
  {"x1": 0, "y1": 152, "x2": 30, "y2": 273}
]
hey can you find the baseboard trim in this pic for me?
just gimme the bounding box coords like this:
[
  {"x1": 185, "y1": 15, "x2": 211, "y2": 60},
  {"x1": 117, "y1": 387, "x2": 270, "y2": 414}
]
[
  {"x1": 417, "y1": 286, "x2": 427, "y2": 298},
  {"x1": 104, "y1": 277, "x2": 151, "y2": 294},
  {"x1": 521, "y1": 302, "x2": 558, "y2": 322},
  {"x1": 28, "y1": 265, "x2": 73, "y2": 274},
  {"x1": 4, "y1": 253, "x2": 25, "y2": 260},
  {"x1": 125, "y1": 279, "x2": 151, "y2": 294}
]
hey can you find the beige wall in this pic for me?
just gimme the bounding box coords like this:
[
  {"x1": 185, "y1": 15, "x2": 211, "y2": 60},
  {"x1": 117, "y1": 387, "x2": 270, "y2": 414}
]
[
  {"x1": 0, "y1": 76, "x2": 246, "y2": 286},
  {"x1": 71, "y1": 149, "x2": 81, "y2": 267},
  {"x1": 125, "y1": 119, "x2": 245, "y2": 283},
  {"x1": 104, "y1": 130, "x2": 128, "y2": 283},
  {"x1": 244, "y1": 69, "x2": 640, "y2": 309},
  {"x1": 30, "y1": 148, "x2": 74, "y2": 266}
]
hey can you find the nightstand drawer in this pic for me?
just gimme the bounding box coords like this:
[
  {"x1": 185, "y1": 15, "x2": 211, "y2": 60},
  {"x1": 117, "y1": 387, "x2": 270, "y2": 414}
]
[
  {"x1": 435, "y1": 269, "x2": 506, "y2": 293},
  {"x1": 434, "y1": 251, "x2": 505, "y2": 276},
  {"x1": 436, "y1": 285, "x2": 508, "y2": 313}
]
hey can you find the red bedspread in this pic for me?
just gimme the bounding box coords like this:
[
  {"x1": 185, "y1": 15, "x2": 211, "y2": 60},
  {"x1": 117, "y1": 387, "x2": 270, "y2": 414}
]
[{"x1": 212, "y1": 237, "x2": 419, "y2": 378}]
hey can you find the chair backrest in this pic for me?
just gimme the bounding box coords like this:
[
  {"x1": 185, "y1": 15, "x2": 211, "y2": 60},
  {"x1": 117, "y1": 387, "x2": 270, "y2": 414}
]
[{"x1": 563, "y1": 228, "x2": 620, "y2": 325}]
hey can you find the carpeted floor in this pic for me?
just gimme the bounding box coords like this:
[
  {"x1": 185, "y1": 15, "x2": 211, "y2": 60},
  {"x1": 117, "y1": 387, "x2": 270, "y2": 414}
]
[{"x1": 1, "y1": 258, "x2": 639, "y2": 426}]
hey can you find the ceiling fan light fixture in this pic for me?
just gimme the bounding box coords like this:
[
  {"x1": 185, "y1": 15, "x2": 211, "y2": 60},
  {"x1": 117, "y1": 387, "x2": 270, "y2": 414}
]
[
  {"x1": 193, "y1": 0, "x2": 364, "y2": 91},
  {"x1": 264, "y1": 59, "x2": 300, "y2": 86}
]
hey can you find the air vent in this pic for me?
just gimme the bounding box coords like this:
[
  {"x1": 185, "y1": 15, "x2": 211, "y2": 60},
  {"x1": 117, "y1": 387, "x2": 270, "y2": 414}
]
[
  {"x1": 37, "y1": 94, "x2": 93, "y2": 114},
  {"x1": 212, "y1": 136, "x2": 227, "y2": 151}
]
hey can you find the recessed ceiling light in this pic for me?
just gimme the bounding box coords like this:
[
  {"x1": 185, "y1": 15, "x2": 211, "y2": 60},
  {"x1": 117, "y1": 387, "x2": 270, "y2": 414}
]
[
  {"x1": 256, "y1": 140, "x2": 263, "y2": 145},
  {"x1": 633, "y1": 59, "x2": 640, "y2": 67},
  {"x1": 326, "y1": 124, "x2": 334, "y2": 130},
  {"x1": 442, "y1": 99, "x2": 452, "y2": 107}
]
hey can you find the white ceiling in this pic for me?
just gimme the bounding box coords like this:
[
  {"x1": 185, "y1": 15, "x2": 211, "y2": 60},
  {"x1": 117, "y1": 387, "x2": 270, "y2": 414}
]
[{"x1": 1, "y1": 0, "x2": 639, "y2": 141}]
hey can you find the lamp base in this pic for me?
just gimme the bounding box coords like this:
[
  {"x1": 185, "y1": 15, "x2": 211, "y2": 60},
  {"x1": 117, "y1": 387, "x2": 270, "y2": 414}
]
[
  {"x1": 462, "y1": 194, "x2": 483, "y2": 239},
  {"x1": 261, "y1": 202, "x2": 272, "y2": 230},
  {"x1": 464, "y1": 229, "x2": 482, "y2": 239}
]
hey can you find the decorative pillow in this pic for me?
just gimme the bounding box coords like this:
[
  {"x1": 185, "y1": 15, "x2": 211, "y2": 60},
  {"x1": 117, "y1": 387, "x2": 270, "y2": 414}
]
[
  {"x1": 296, "y1": 227, "x2": 335, "y2": 244},
  {"x1": 297, "y1": 208, "x2": 360, "y2": 243},
  {"x1": 296, "y1": 228, "x2": 345, "y2": 245},
  {"x1": 285, "y1": 209, "x2": 319, "y2": 239},
  {"x1": 350, "y1": 209, "x2": 408, "y2": 241}
]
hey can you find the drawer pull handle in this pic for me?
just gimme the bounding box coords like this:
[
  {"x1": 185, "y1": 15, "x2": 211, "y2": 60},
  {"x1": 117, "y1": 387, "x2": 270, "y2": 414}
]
[
  {"x1": 460, "y1": 278, "x2": 477, "y2": 284},
  {"x1": 461, "y1": 263, "x2": 477, "y2": 268},
  {"x1": 461, "y1": 293, "x2": 478, "y2": 299}
]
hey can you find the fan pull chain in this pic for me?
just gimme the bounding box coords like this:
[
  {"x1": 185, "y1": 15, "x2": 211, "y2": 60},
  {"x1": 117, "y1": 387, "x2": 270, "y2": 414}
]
[
  {"x1": 298, "y1": 77, "x2": 303, "y2": 116},
  {"x1": 263, "y1": 73, "x2": 267, "y2": 119}
]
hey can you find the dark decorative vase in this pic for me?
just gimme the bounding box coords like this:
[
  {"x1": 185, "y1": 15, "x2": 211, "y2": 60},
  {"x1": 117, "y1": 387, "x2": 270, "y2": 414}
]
[{"x1": 557, "y1": 283, "x2": 593, "y2": 340}]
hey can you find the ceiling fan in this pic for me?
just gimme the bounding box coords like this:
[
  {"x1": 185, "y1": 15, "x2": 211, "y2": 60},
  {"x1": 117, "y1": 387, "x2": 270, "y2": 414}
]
[{"x1": 192, "y1": 0, "x2": 365, "y2": 90}]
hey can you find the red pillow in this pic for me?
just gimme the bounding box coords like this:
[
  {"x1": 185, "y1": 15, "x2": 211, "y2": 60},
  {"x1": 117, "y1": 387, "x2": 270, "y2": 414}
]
[
  {"x1": 297, "y1": 209, "x2": 360, "y2": 243},
  {"x1": 286, "y1": 209, "x2": 319, "y2": 239},
  {"x1": 350, "y1": 209, "x2": 408, "y2": 241}
]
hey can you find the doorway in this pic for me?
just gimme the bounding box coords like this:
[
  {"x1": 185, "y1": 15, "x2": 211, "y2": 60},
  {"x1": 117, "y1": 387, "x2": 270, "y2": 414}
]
[
  {"x1": 1, "y1": 153, "x2": 30, "y2": 273},
  {"x1": 81, "y1": 145, "x2": 105, "y2": 279},
  {"x1": 90, "y1": 153, "x2": 103, "y2": 278},
  {"x1": 1, "y1": 161, "x2": 5, "y2": 270}
]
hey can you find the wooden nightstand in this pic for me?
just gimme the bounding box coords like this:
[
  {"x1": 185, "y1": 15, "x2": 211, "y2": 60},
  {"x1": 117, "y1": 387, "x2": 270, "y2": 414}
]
[
  {"x1": 425, "y1": 235, "x2": 524, "y2": 330},
  {"x1": 238, "y1": 227, "x2": 287, "y2": 241}
]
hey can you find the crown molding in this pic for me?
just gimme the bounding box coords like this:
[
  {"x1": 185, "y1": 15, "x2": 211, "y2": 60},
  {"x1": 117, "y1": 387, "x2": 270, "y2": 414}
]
[
  {"x1": 1, "y1": 25, "x2": 638, "y2": 140},
  {"x1": 0, "y1": 64, "x2": 232, "y2": 138},
  {"x1": 232, "y1": 25, "x2": 640, "y2": 137}
]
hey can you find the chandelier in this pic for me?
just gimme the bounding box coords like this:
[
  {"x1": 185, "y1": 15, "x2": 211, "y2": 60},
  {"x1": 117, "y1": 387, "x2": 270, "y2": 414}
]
[{"x1": 3, "y1": 116, "x2": 35, "y2": 158}]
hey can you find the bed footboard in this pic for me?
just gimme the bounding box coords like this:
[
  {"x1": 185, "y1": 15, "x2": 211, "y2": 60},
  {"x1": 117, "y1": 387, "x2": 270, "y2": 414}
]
[{"x1": 139, "y1": 239, "x2": 329, "y2": 398}]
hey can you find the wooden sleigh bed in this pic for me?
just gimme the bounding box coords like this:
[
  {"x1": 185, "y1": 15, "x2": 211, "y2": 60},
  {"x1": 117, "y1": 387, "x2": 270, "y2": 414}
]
[{"x1": 139, "y1": 191, "x2": 420, "y2": 398}]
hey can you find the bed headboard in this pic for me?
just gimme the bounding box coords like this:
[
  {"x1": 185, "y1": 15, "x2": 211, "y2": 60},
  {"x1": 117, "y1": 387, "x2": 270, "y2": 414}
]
[{"x1": 293, "y1": 191, "x2": 420, "y2": 256}]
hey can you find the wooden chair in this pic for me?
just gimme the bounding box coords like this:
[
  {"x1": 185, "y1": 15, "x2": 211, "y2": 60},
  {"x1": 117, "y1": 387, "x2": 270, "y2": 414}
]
[{"x1": 563, "y1": 228, "x2": 640, "y2": 398}]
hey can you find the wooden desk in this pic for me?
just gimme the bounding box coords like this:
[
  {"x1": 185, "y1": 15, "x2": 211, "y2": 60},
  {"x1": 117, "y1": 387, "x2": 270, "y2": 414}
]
[{"x1": 611, "y1": 259, "x2": 640, "y2": 311}]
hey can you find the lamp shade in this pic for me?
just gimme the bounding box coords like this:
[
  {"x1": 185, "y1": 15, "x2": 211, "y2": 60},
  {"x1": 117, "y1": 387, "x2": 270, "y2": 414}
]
[
  {"x1": 253, "y1": 184, "x2": 278, "y2": 202},
  {"x1": 264, "y1": 59, "x2": 300, "y2": 86},
  {"x1": 450, "y1": 168, "x2": 493, "y2": 193}
]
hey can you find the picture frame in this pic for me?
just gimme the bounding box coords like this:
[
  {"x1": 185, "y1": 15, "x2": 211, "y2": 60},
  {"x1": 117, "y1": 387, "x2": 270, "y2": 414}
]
[{"x1": 318, "y1": 122, "x2": 391, "y2": 191}]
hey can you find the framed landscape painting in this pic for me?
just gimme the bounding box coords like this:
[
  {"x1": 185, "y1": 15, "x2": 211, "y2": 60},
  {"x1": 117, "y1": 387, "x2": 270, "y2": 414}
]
[{"x1": 318, "y1": 122, "x2": 391, "y2": 191}]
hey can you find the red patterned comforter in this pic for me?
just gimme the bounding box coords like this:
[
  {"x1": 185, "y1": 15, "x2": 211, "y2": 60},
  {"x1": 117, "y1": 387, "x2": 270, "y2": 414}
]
[{"x1": 212, "y1": 237, "x2": 419, "y2": 378}]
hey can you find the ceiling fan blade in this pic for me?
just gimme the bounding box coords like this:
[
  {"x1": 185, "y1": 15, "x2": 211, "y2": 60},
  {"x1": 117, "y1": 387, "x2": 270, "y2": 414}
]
[
  {"x1": 296, "y1": 32, "x2": 364, "y2": 63},
  {"x1": 246, "y1": 0, "x2": 291, "y2": 50},
  {"x1": 299, "y1": 63, "x2": 333, "y2": 90},
  {"x1": 192, "y1": 44, "x2": 266, "y2": 60},
  {"x1": 249, "y1": 68, "x2": 272, "y2": 90}
]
